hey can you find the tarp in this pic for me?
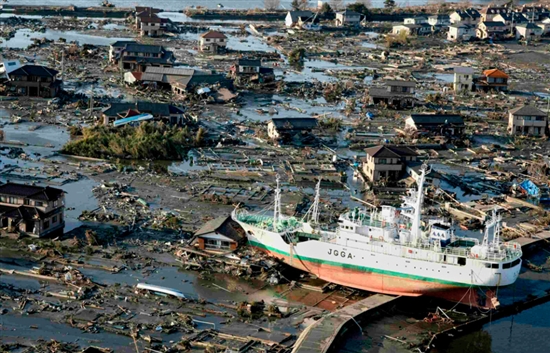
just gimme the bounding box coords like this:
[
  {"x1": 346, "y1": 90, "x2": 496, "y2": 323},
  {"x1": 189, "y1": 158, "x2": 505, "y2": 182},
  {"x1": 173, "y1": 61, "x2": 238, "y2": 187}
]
[
  {"x1": 520, "y1": 179, "x2": 540, "y2": 196},
  {"x1": 113, "y1": 113, "x2": 154, "y2": 127}
]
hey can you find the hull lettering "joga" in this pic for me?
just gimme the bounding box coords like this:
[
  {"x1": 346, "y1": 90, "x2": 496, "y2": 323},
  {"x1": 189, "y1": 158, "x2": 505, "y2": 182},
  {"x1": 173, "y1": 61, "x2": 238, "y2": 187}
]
[{"x1": 328, "y1": 248, "x2": 353, "y2": 259}]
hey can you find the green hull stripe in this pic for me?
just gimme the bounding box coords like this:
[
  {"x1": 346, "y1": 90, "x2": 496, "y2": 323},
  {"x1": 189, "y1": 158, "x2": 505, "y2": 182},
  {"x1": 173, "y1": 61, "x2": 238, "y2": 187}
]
[{"x1": 249, "y1": 240, "x2": 472, "y2": 288}]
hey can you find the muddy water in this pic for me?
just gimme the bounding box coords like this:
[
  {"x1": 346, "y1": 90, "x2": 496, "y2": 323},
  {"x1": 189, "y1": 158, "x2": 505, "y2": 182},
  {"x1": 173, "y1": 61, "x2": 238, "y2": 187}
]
[
  {"x1": 79, "y1": 265, "x2": 282, "y2": 305},
  {"x1": 0, "y1": 28, "x2": 133, "y2": 48},
  {"x1": 0, "y1": 120, "x2": 99, "y2": 232},
  {"x1": 233, "y1": 93, "x2": 344, "y2": 122},
  {"x1": 443, "y1": 301, "x2": 550, "y2": 353},
  {"x1": 0, "y1": 315, "x2": 136, "y2": 353},
  {"x1": 279, "y1": 59, "x2": 374, "y2": 83}
]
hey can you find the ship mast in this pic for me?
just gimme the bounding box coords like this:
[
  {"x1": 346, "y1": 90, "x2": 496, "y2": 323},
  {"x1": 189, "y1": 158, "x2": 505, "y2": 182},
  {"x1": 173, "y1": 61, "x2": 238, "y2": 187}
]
[
  {"x1": 482, "y1": 209, "x2": 502, "y2": 247},
  {"x1": 273, "y1": 175, "x2": 282, "y2": 229},
  {"x1": 411, "y1": 164, "x2": 429, "y2": 244},
  {"x1": 311, "y1": 179, "x2": 321, "y2": 224}
]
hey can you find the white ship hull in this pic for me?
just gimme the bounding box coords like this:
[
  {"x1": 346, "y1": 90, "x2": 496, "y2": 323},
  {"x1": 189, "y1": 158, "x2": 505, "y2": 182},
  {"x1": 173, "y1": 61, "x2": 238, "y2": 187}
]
[{"x1": 236, "y1": 220, "x2": 521, "y2": 302}]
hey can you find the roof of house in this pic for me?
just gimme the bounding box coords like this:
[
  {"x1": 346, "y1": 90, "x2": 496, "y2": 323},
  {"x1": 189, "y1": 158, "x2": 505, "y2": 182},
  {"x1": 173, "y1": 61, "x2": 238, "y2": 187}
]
[
  {"x1": 338, "y1": 10, "x2": 362, "y2": 17},
  {"x1": 135, "y1": 6, "x2": 161, "y2": 14},
  {"x1": 480, "y1": 5, "x2": 510, "y2": 15},
  {"x1": 238, "y1": 59, "x2": 261, "y2": 67},
  {"x1": 409, "y1": 114, "x2": 465, "y2": 125},
  {"x1": 509, "y1": 105, "x2": 546, "y2": 116},
  {"x1": 517, "y1": 22, "x2": 541, "y2": 29},
  {"x1": 287, "y1": 10, "x2": 314, "y2": 23},
  {"x1": 120, "y1": 49, "x2": 175, "y2": 64},
  {"x1": 102, "y1": 102, "x2": 185, "y2": 117},
  {"x1": 429, "y1": 14, "x2": 449, "y2": 19},
  {"x1": 200, "y1": 30, "x2": 227, "y2": 39},
  {"x1": 495, "y1": 12, "x2": 528, "y2": 21},
  {"x1": 449, "y1": 23, "x2": 476, "y2": 29},
  {"x1": 123, "y1": 44, "x2": 164, "y2": 54},
  {"x1": 483, "y1": 68, "x2": 509, "y2": 78},
  {"x1": 194, "y1": 216, "x2": 243, "y2": 242},
  {"x1": 0, "y1": 183, "x2": 65, "y2": 201},
  {"x1": 454, "y1": 67, "x2": 475, "y2": 74},
  {"x1": 364, "y1": 145, "x2": 418, "y2": 158},
  {"x1": 385, "y1": 80, "x2": 416, "y2": 87},
  {"x1": 270, "y1": 117, "x2": 318, "y2": 130},
  {"x1": 454, "y1": 8, "x2": 481, "y2": 19},
  {"x1": 139, "y1": 16, "x2": 162, "y2": 23},
  {"x1": 9, "y1": 65, "x2": 58, "y2": 78},
  {"x1": 405, "y1": 15, "x2": 427, "y2": 20},
  {"x1": 145, "y1": 66, "x2": 195, "y2": 76},
  {"x1": 481, "y1": 21, "x2": 508, "y2": 27},
  {"x1": 128, "y1": 72, "x2": 143, "y2": 81},
  {"x1": 111, "y1": 40, "x2": 138, "y2": 48}
]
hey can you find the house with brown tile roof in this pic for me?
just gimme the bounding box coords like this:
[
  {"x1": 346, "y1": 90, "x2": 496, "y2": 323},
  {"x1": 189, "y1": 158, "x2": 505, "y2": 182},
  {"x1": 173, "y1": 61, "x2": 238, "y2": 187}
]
[{"x1": 199, "y1": 30, "x2": 228, "y2": 54}]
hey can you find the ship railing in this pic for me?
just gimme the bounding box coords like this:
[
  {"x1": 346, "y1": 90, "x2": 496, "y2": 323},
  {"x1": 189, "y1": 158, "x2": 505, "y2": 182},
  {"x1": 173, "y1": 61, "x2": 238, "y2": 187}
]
[{"x1": 350, "y1": 239, "x2": 522, "y2": 265}]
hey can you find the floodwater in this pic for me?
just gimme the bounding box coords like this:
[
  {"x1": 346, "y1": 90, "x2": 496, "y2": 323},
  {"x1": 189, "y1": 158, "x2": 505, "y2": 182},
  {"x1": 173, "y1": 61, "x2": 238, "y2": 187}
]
[
  {"x1": 445, "y1": 301, "x2": 550, "y2": 353},
  {"x1": 0, "y1": 28, "x2": 133, "y2": 48},
  {"x1": 0, "y1": 119, "x2": 99, "y2": 232},
  {"x1": 280, "y1": 59, "x2": 373, "y2": 83},
  {"x1": 413, "y1": 71, "x2": 455, "y2": 83},
  {"x1": 233, "y1": 92, "x2": 343, "y2": 122},
  {"x1": 0, "y1": 315, "x2": 136, "y2": 353},
  {"x1": 3, "y1": 0, "x2": 526, "y2": 10}
]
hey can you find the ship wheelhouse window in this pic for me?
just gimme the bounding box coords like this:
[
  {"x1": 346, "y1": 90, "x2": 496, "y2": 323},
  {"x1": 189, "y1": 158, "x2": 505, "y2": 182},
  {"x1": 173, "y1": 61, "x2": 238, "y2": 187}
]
[
  {"x1": 485, "y1": 263, "x2": 499, "y2": 269},
  {"x1": 503, "y1": 259, "x2": 521, "y2": 269},
  {"x1": 457, "y1": 257, "x2": 466, "y2": 266}
]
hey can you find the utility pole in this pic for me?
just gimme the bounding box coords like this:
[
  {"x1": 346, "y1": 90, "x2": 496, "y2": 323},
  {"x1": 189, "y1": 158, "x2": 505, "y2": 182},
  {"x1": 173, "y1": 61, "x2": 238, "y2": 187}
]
[{"x1": 89, "y1": 85, "x2": 94, "y2": 119}]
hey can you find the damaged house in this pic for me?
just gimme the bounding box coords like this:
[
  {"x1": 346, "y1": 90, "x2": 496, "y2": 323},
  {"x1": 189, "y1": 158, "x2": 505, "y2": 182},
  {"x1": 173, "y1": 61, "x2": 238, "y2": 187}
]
[
  {"x1": 515, "y1": 22, "x2": 543, "y2": 41},
  {"x1": 474, "y1": 68, "x2": 509, "y2": 92},
  {"x1": 369, "y1": 80, "x2": 417, "y2": 109},
  {"x1": 102, "y1": 102, "x2": 186, "y2": 126},
  {"x1": 134, "y1": 7, "x2": 172, "y2": 37},
  {"x1": 476, "y1": 21, "x2": 508, "y2": 40},
  {"x1": 285, "y1": 10, "x2": 315, "y2": 28},
  {"x1": 362, "y1": 145, "x2": 418, "y2": 183},
  {"x1": 508, "y1": 105, "x2": 547, "y2": 136},
  {"x1": 126, "y1": 67, "x2": 231, "y2": 90},
  {"x1": 0, "y1": 183, "x2": 65, "y2": 238},
  {"x1": 267, "y1": 117, "x2": 318, "y2": 144},
  {"x1": 405, "y1": 114, "x2": 465, "y2": 137},
  {"x1": 199, "y1": 30, "x2": 228, "y2": 54},
  {"x1": 192, "y1": 216, "x2": 244, "y2": 252},
  {"x1": 335, "y1": 10, "x2": 362, "y2": 27},
  {"x1": 7, "y1": 64, "x2": 62, "y2": 98},
  {"x1": 116, "y1": 44, "x2": 176, "y2": 73},
  {"x1": 231, "y1": 59, "x2": 274, "y2": 82},
  {"x1": 109, "y1": 40, "x2": 138, "y2": 62}
]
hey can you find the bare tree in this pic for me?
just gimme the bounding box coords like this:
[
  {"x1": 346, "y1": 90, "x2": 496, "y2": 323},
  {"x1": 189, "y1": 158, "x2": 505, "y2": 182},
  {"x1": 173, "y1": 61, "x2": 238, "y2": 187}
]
[
  {"x1": 292, "y1": 0, "x2": 309, "y2": 10},
  {"x1": 357, "y1": 0, "x2": 373, "y2": 8},
  {"x1": 459, "y1": 0, "x2": 472, "y2": 9},
  {"x1": 427, "y1": 0, "x2": 446, "y2": 11},
  {"x1": 264, "y1": 0, "x2": 281, "y2": 10},
  {"x1": 330, "y1": 0, "x2": 344, "y2": 11}
]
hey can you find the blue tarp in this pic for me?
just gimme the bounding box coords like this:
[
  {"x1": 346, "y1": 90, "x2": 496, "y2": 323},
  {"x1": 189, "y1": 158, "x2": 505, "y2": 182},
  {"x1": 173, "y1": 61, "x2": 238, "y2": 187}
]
[
  {"x1": 520, "y1": 179, "x2": 540, "y2": 196},
  {"x1": 113, "y1": 113, "x2": 153, "y2": 127}
]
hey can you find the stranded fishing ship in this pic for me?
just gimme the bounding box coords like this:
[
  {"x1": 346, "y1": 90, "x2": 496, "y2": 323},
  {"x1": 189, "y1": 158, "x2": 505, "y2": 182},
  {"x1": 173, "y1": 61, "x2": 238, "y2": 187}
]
[{"x1": 232, "y1": 165, "x2": 523, "y2": 307}]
